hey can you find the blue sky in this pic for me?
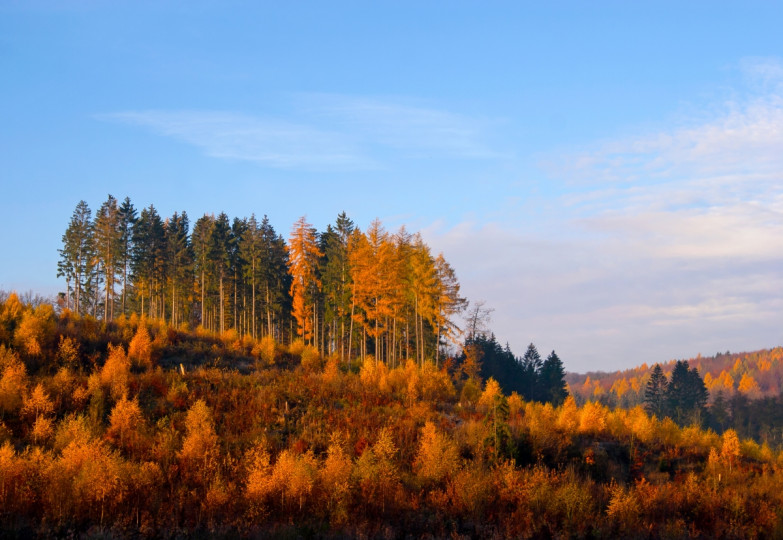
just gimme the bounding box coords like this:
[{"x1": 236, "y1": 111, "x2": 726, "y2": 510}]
[{"x1": 1, "y1": 1, "x2": 782, "y2": 371}]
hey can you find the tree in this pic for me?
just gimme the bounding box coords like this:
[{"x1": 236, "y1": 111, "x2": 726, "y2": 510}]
[
  {"x1": 191, "y1": 214, "x2": 215, "y2": 329},
  {"x1": 93, "y1": 195, "x2": 121, "y2": 320},
  {"x1": 165, "y1": 211, "x2": 192, "y2": 327},
  {"x1": 644, "y1": 364, "x2": 668, "y2": 418},
  {"x1": 117, "y1": 197, "x2": 137, "y2": 316},
  {"x1": 209, "y1": 212, "x2": 232, "y2": 334},
  {"x1": 132, "y1": 205, "x2": 167, "y2": 319},
  {"x1": 240, "y1": 214, "x2": 262, "y2": 339},
  {"x1": 320, "y1": 213, "x2": 355, "y2": 361},
  {"x1": 665, "y1": 360, "x2": 708, "y2": 425},
  {"x1": 432, "y1": 254, "x2": 467, "y2": 365},
  {"x1": 520, "y1": 343, "x2": 542, "y2": 401},
  {"x1": 58, "y1": 201, "x2": 94, "y2": 315},
  {"x1": 539, "y1": 350, "x2": 568, "y2": 406},
  {"x1": 288, "y1": 216, "x2": 322, "y2": 346}
]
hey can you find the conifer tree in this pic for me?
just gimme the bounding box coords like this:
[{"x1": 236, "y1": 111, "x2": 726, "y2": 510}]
[
  {"x1": 58, "y1": 201, "x2": 94, "y2": 315},
  {"x1": 93, "y1": 195, "x2": 122, "y2": 321},
  {"x1": 539, "y1": 350, "x2": 569, "y2": 406},
  {"x1": 191, "y1": 214, "x2": 215, "y2": 329},
  {"x1": 644, "y1": 364, "x2": 668, "y2": 418},
  {"x1": 117, "y1": 197, "x2": 137, "y2": 316},
  {"x1": 520, "y1": 343, "x2": 542, "y2": 402},
  {"x1": 165, "y1": 211, "x2": 192, "y2": 327},
  {"x1": 288, "y1": 216, "x2": 322, "y2": 345},
  {"x1": 209, "y1": 213, "x2": 232, "y2": 334}
]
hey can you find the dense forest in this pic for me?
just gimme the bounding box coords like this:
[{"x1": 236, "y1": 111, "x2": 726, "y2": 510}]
[
  {"x1": 567, "y1": 348, "x2": 783, "y2": 446},
  {"x1": 1, "y1": 294, "x2": 783, "y2": 538}
]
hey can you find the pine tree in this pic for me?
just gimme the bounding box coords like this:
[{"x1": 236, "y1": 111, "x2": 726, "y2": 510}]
[
  {"x1": 520, "y1": 343, "x2": 542, "y2": 402},
  {"x1": 209, "y1": 213, "x2": 232, "y2": 334},
  {"x1": 191, "y1": 214, "x2": 215, "y2": 329},
  {"x1": 539, "y1": 350, "x2": 569, "y2": 406},
  {"x1": 165, "y1": 211, "x2": 192, "y2": 327},
  {"x1": 93, "y1": 195, "x2": 122, "y2": 320},
  {"x1": 644, "y1": 364, "x2": 668, "y2": 418},
  {"x1": 665, "y1": 360, "x2": 708, "y2": 426},
  {"x1": 58, "y1": 201, "x2": 94, "y2": 315},
  {"x1": 117, "y1": 197, "x2": 137, "y2": 316}
]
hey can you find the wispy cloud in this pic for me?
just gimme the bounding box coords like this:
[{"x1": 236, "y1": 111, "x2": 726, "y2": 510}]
[
  {"x1": 425, "y1": 59, "x2": 783, "y2": 370},
  {"x1": 303, "y1": 94, "x2": 504, "y2": 159},
  {"x1": 100, "y1": 110, "x2": 372, "y2": 171},
  {"x1": 100, "y1": 97, "x2": 502, "y2": 171}
]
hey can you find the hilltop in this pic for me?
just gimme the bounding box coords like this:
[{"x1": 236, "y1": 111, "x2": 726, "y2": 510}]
[{"x1": 1, "y1": 293, "x2": 783, "y2": 538}]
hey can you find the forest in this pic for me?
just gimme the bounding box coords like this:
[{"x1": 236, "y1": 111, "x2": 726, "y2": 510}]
[
  {"x1": 0, "y1": 196, "x2": 780, "y2": 537},
  {"x1": 57, "y1": 197, "x2": 466, "y2": 367}
]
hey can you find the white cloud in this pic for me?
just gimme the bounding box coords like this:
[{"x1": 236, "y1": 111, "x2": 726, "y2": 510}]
[
  {"x1": 101, "y1": 110, "x2": 373, "y2": 171},
  {"x1": 304, "y1": 94, "x2": 503, "y2": 159},
  {"x1": 101, "y1": 97, "x2": 502, "y2": 171},
  {"x1": 426, "y1": 62, "x2": 783, "y2": 371}
]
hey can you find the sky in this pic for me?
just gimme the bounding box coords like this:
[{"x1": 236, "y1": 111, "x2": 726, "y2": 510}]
[{"x1": 1, "y1": 1, "x2": 781, "y2": 372}]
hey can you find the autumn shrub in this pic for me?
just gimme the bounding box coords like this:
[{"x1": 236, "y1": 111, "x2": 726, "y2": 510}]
[
  {"x1": 128, "y1": 324, "x2": 152, "y2": 370},
  {"x1": 414, "y1": 421, "x2": 459, "y2": 487},
  {"x1": 252, "y1": 335, "x2": 276, "y2": 365},
  {"x1": 100, "y1": 343, "x2": 130, "y2": 400},
  {"x1": 0, "y1": 347, "x2": 27, "y2": 414},
  {"x1": 288, "y1": 339, "x2": 306, "y2": 357},
  {"x1": 300, "y1": 344, "x2": 323, "y2": 372}
]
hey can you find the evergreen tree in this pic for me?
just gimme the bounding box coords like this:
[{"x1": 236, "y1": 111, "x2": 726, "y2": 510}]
[
  {"x1": 209, "y1": 212, "x2": 232, "y2": 334},
  {"x1": 165, "y1": 211, "x2": 192, "y2": 327},
  {"x1": 665, "y1": 360, "x2": 709, "y2": 426},
  {"x1": 520, "y1": 343, "x2": 542, "y2": 402},
  {"x1": 132, "y1": 205, "x2": 167, "y2": 319},
  {"x1": 539, "y1": 350, "x2": 569, "y2": 406},
  {"x1": 644, "y1": 364, "x2": 668, "y2": 418},
  {"x1": 58, "y1": 201, "x2": 94, "y2": 315},
  {"x1": 93, "y1": 195, "x2": 122, "y2": 320},
  {"x1": 191, "y1": 214, "x2": 215, "y2": 329},
  {"x1": 117, "y1": 197, "x2": 137, "y2": 316}
]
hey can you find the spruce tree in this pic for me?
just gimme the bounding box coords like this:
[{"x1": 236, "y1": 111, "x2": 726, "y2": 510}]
[
  {"x1": 644, "y1": 364, "x2": 668, "y2": 418},
  {"x1": 58, "y1": 201, "x2": 94, "y2": 315},
  {"x1": 520, "y1": 343, "x2": 542, "y2": 402},
  {"x1": 539, "y1": 350, "x2": 569, "y2": 406}
]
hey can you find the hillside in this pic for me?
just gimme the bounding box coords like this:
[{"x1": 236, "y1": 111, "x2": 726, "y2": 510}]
[
  {"x1": 1, "y1": 294, "x2": 783, "y2": 538},
  {"x1": 567, "y1": 347, "x2": 783, "y2": 405}
]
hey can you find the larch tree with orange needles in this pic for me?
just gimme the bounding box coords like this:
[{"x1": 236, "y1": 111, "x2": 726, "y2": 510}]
[{"x1": 288, "y1": 216, "x2": 323, "y2": 347}]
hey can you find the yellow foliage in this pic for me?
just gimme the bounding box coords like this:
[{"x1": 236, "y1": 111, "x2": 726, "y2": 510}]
[
  {"x1": 100, "y1": 344, "x2": 130, "y2": 400},
  {"x1": 477, "y1": 377, "x2": 502, "y2": 414},
  {"x1": 180, "y1": 399, "x2": 219, "y2": 475},
  {"x1": 414, "y1": 421, "x2": 459, "y2": 485},
  {"x1": 22, "y1": 383, "x2": 54, "y2": 420},
  {"x1": 0, "y1": 350, "x2": 27, "y2": 413},
  {"x1": 578, "y1": 401, "x2": 607, "y2": 435},
  {"x1": 556, "y1": 396, "x2": 580, "y2": 432},
  {"x1": 107, "y1": 396, "x2": 145, "y2": 453},
  {"x1": 738, "y1": 373, "x2": 760, "y2": 396},
  {"x1": 14, "y1": 304, "x2": 54, "y2": 357},
  {"x1": 128, "y1": 325, "x2": 152, "y2": 369},
  {"x1": 245, "y1": 439, "x2": 274, "y2": 503},
  {"x1": 320, "y1": 433, "x2": 353, "y2": 522},
  {"x1": 53, "y1": 414, "x2": 92, "y2": 452},
  {"x1": 251, "y1": 335, "x2": 276, "y2": 365},
  {"x1": 721, "y1": 429, "x2": 741, "y2": 470},
  {"x1": 30, "y1": 416, "x2": 54, "y2": 444},
  {"x1": 508, "y1": 392, "x2": 524, "y2": 418}
]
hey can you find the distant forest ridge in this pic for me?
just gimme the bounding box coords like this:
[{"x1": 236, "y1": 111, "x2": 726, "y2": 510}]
[{"x1": 567, "y1": 347, "x2": 783, "y2": 405}]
